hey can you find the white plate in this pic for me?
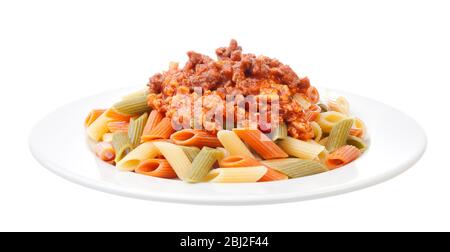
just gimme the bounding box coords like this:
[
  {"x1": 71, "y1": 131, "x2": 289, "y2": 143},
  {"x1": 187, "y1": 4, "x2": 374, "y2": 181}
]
[{"x1": 29, "y1": 87, "x2": 427, "y2": 205}]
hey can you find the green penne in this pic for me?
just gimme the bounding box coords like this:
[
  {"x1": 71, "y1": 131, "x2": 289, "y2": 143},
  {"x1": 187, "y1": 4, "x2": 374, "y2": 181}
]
[
  {"x1": 187, "y1": 147, "x2": 223, "y2": 183},
  {"x1": 318, "y1": 103, "x2": 329, "y2": 112},
  {"x1": 262, "y1": 158, "x2": 328, "y2": 178},
  {"x1": 347, "y1": 135, "x2": 367, "y2": 152},
  {"x1": 326, "y1": 118, "x2": 354, "y2": 152},
  {"x1": 128, "y1": 113, "x2": 148, "y2": 147},
  {"x1": 271, "y1": 122, "x2": 288, "y2": 141},
  {"x1": 112, "y1": 93, "x2": 151, "y2": 115},
  {"x1": 112, "y1": 132, "x2": 133, "y2": 163},
  {"x1": 180, "y1": 146, "x2": 201, "y2": 162},
  {"x1": 122, "y1": 89, "x2": 149, "y2": 101}
]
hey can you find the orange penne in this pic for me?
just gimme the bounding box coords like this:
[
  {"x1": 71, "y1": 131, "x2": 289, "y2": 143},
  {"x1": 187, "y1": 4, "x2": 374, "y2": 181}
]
[
  {"x1": 258, "y1": 168, "x2": 289, "y2": 182},
  {"x1": 219, "y1": 155, "x2": 261, "y2": 168},
  {"x1": 135, "y1": 159, "x2": 177, "y2": 179},
  {"x1": 85, "y1": 109, "x2": 106, "y2": 127},
  {"x1": 349, "y1": 128, "x2": 363, "y2": 138},
  {"x1": 170, "y1": 129, "x2": 223, "y2": 148},
  {"x1": 306, "y1": 86, "x2": 320, "y2": 104},
  {"x1": 305, "y1": 104, "x2": 321, "y2": 122},
  {"x1": 326, "y1": 145, "x2": 361, "y2": 169},
  {"x1": 141, "y1": 110, "x2": 165, "y2": 140},
  {"x1": 105, "y1": 108, "x2": 132, "y2": 122},
  {"x1": 106, "y1": 121, "x2": 129, "y2": 133},
  {"x1": 233, "y1": 129, "x2": 288, "y2": 160},
  {"x1": 95, "y1": 142, "x2": 115, "y2": 162},
  {"x1": 141, "y1": 118, "x2": 175, "y2": 141}
]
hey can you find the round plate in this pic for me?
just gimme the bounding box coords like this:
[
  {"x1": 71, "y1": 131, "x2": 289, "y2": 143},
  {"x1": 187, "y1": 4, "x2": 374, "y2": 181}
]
[{"x1": 29, "y1": 87, "x2": 427, "y2": 205}]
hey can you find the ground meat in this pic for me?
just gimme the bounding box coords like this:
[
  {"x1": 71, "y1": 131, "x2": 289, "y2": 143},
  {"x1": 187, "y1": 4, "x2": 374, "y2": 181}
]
[{"x1": 147, "y1": 40, "x2": 319, "y2": 140}]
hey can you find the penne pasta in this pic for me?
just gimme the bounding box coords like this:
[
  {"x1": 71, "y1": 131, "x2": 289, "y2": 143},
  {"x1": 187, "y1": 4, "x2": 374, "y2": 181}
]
[
  {"x1": 85, "y1": 109, "x2": 106, "y2": 127},
  {"x1": 180, "y1": 146, "x2": 201, "y2": 162},
  {"x1": 112, "y1": 92, "x2": 151, "y2": 115},
  {"x1": 204, "y1": 167, "x2": 268, "y2": 183},
  {"x1": 112, "y1": 132, "x2": 134, "y2": 163},
  {"x1": 135, "y1": 159, "x2": 177, "y2": 179},
  {"x1": 293, "y1": 93, "x2": 311, "y2": 110},
  {"x1": 217, "y1": 130, "x2": 255, "y2": 158},
  {"x1": 277, "y1": 137, "x2": 325, "y2": 160},
  {"x1": 347, "y1": 135, "x2": 367, "y2": 151},
  {"x1": 326, "y1": 118, "x2": 354, "y2": 152},
  {"x1": 141, "y1": 110, "x2": 165, "y2": 140},
  {"x1": 233, "y1": 128, "x2": 288, "y2": 160},
  {"x1": 106, "y1": 121, "x2": 129, "y2": 133},
  {"x1": 219, "y1": 155, "x2": 260, "y2": 168},
  {"x1": 153, "y1": 142, "x2": 192, "y2": 180},
  {"x1": 102, "y1": 133, "x2": 114, "y2": 142},
  {"x1": 326, "y1": 145, "x2": 361, "y2": 169},
  {"x1": 262, "y1": 158, "x2": 328, "y2": 178},
  {"x1": 317, "y1": 111, "x2": 348, "y2": 133},
  {"x1": 141, "y1": 118, "x2": 175, "y2": 141},
  {"x1": 128, "y1": 113, "x2": 148, "y2": 147},
  {"x1": 270, "y1": 122, "x2": 288, "y2": 141},
  {"x1": 328, "y1": 96, "x2": 350, "y2": 115},
  {"x1": 186, "y1": 147, "x2": 224, "y2": 183},
  {"x1": 95, "y1": 142, "x2": 115, "y2": 162},
  {"x1": 116, "y1": 142, "x2": 159, "y2": 171},
  {"x1": 86, "y1": 110, "x2": 113, "y2": 141},
  {"x1": 105, "y1": 108, "x2": 132, "y2": 122},
  {"x1": 170, "y1": 129, "x2": 223, "y2": 148},
  {"x1": 310, "y1": 121, "x2": 323, "y2": 142},
  {"x1": 258, "y1": 168, "x2": 289, "y2": 182},
  {"x1": 351, "y1": 118, "x2": 366, "y2": 138},
  {"x1": 121, "y1": 89, "x2": 149, "y2": 101}
]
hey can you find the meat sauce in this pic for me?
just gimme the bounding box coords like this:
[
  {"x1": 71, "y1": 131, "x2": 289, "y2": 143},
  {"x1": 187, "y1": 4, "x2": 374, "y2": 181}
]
[{"x1": 147, "y1": 40, "x2": 319, "y2": 140}]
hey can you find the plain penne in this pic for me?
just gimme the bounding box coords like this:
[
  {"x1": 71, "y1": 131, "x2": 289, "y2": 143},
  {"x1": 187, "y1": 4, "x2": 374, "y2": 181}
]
[
  {"x1": 186, "y1": 147, "x2": 223, "y2": 183},
  {"x1": 95, "y1": 142, "x2": 115, "y2": 162},
  {"x1": 135, "y1": 159, "x2": 177, "y2": 179},
  {"x1": 170, "y1": 129, "x2": 222, "y2": 148},
  {"x1": 310, "y1": 121, "x2": 323, "y2": 142},
  {"x1": 85, "y1": 109, "x2": 106, "y2": 127},
  {"x1": 270, "y1": 122, "x2": 288, "y2": 141},
  {"x1": 262, "y1": 159, "x2": 328, "y2": 178},
  {"x1": 86, "y1": 111, "x2": 112, "y2": 141},
  {"x1": 233, "y1": 129, "x2": 288, "y2": 160},
  {"x1": 317, "y1": 111, "x2": 348, "y2": 133},
  {"x1": 112, "y1": 93, "x2": 151, "y2": 115},
  {"x1": 326, "y1": 118, "x2": 354, "y2": 152},
  {"x1": 153, "y1": 142, "x2": 192, "y2": 180},
  {"x1": 122, "y1": 89, "x2": 149, "y2": 101},
  {"x1": 326, "y1": 145, "x2": 361, "y2": 169},
  {"x1": 277, "y1": 137, "x2": 325, "y2": 160},
  {"x1": 142, "y1": 118, "x2": 175, "y2": 141},
  {"x1": 204, "y1": 167, "x2": 268, "y2": 183},
  {"x1": 128, "y1": 113, "x2": 148, "y2": 147},
  {"x1": 116, "y1": 142, "x2": 159, "y2": 171},
  {"x1": 217, "y1": 130, "x2": 255, "y2": 158},
  {"x1": 111, "y1": 132, "x2": 133, "y2": 163},
  {"x1": 293, "y1": 93, "x2": 312, "y2": 110}
]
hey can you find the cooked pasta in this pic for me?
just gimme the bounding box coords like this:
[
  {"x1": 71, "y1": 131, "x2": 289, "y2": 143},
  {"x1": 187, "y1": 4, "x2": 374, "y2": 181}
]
[
  {"x1": 106, "y1": 121, "x2": 129, "y2": 133},
  {"x1": 262, "y1": 159, "x2": 328, "y2": 178},
  {"x1": 204, "y1": 167, "x2": 268, "y2": 183},
  {"x1": 116, "y1": 142, "x2": 159, "y2": 171},
  {"x1": 112, "y1": 92, "x2": 150, "y2": 115},
  {"x1": 186, "y1": 147, "x2": 224, "y2": 183},
  {"x1": 326, "y1": 118, "x2": 354, "y2": 152},
  {"x1": 153, "y1": 142, "x2": 192, "y2": 180},
  {"x1": 277, "y1": 137, "x2": 325, "y2": 160},
  {"x1": 141, "y1": 118, "x2": 175, "y2": 141},
  {"x1": 326, "y1": 145, "x2": 361, "y2": 169},
  {"x1": 180, "y1": 146, "x2": 201, "y2": 162},
  {"x1": 86, "y1": 111, "x2": 112, "y2": 141},
  {"x1": 85, "y1": 40, "x2": 369, "y2": 184},
  {"x1": 85, "y1": 109, "x2": 106, "y2": 127},
  {"x1": 95, "y1": 142, "x2": 115, "y2": 162},
  {"x1": 171, "y1": 129, "x2": 222, "y2": 148},
  {"x1": 112, "y1": 132, "x2": 134, "y2": 163},
  {"x1": 128, "y1": 113, "x2": 148, "y2": 147},
  {"x1": 219, "y1": 155, "x2": 261, "y2": 168},
  {"x1": 135, "y1": 159, "x2": 177, "y2": 179},
  {"x1": 317, "y1": 111, "x2": 348, "y2": 133},
  {"x1": 270, "y1": 122, "x2": 288, "y2": 141},
  {"x1": 233, "y1": 129, "x2": 288, "y2": 160},
  {"x1": 142, "y1": 110, "x2": 164, "y2": 139},
  {"x1": 217, "y1": 130, "x2": 255, "y2": 158}
]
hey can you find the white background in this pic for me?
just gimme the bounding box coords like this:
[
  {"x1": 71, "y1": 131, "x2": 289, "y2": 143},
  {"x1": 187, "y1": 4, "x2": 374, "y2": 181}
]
[{"x1": 1, "y1": 0, "x2": 448, "y2": 231}]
